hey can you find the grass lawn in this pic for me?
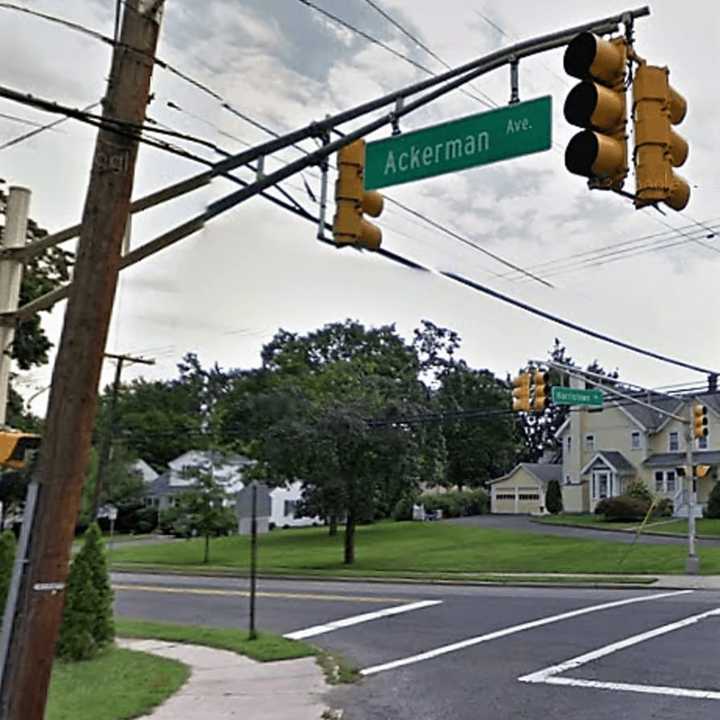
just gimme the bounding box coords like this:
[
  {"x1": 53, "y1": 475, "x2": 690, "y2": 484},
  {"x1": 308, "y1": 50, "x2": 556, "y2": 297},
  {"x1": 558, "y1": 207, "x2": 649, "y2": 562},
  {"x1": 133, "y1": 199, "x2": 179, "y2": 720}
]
[
  {"x1": 643, "y1": 518, "x2": 720, "y2": 537},
  {"x1": 110, "y1": 520, "x2": 720, "y2": 575},
  {"x1": 534, "y1": 515, "x2": 639, "y2": 530},
  {"x1": 46, "y1": 646, "x2": 188, "y2": 720},
  {"x1": 116, "y1": 619, "x2": 316, "y2": 662}
]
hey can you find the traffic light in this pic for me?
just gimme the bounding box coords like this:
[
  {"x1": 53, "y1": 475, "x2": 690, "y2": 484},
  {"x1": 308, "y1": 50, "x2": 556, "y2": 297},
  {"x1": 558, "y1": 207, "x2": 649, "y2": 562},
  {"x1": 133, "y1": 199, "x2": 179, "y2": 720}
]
[
  {"x1": 512, "y1": 372, "x2": 531, "y2": 412},
  {"x1": 632, "y1": 64, "x2": 690, "y2": 210},
  {"x1": 0, "y1": 430, "x2": 41, "y2": 470},
  {"x1": 332, "y1": 139, "x2": 384, "y2": 251},
  {"x1": 533, "y1": 371, "x2": 550, "y2": 412},
  {"x1": 693, "y1": 403, "x2": 708, "y2": 440},
  {"x1": 563, "y1": 33, "x2": 628, "y2": 190}
]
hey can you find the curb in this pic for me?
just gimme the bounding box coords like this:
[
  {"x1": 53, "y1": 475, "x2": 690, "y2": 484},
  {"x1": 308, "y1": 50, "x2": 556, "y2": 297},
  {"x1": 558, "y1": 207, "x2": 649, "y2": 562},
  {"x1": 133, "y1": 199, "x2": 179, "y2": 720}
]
[{"x1": 111, "y1": 566, "x2": 659, "y2": 591}]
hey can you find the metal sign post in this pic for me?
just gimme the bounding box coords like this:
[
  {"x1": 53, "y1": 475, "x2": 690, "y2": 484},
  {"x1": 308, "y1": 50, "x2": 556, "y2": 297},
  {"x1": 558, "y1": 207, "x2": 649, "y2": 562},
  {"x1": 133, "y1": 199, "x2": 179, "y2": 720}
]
[{"x1": 248, "y1": 482, "x2": 258, "y2": 641}]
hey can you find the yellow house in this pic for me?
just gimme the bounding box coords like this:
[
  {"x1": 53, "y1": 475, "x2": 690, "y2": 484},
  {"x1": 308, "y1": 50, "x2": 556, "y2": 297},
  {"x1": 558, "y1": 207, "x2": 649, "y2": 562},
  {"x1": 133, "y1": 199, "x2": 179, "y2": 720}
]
[
  {"x1": 555, "y1": 389, "x2": 720, "y2": 516},
  {"x1": 489, "y1": 463, "x2": 562, "y2": 515}
]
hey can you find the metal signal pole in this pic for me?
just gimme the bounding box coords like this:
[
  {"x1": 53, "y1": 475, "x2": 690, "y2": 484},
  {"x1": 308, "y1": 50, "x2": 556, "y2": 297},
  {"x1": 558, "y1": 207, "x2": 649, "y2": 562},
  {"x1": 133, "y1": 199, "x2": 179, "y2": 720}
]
[{"x1": 0, "y1": 3, "x2": 165, "y2": 718}]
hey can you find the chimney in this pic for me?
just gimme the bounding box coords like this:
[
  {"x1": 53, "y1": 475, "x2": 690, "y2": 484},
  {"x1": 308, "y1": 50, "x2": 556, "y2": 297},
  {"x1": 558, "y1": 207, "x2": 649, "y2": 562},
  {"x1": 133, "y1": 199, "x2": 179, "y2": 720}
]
[{"x1": 709, "y1": 374, "x2": 718, "y2": 394}]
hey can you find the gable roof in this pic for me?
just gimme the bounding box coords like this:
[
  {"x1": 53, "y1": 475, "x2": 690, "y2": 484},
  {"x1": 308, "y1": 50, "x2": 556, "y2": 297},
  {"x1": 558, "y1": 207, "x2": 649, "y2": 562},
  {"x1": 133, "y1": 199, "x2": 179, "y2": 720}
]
[
  {"x1": 581, "y1": 450, "x2": 636, "y2": 476},
  {"x1": 489, "y1": 463, "x2": 562, "y2": 487},
  {"x1": 616, "y1": 394, "x2": 684, "y2": 433},
  {"x1": 644, "y1": 450, "x2": 720, "y2": 468}
]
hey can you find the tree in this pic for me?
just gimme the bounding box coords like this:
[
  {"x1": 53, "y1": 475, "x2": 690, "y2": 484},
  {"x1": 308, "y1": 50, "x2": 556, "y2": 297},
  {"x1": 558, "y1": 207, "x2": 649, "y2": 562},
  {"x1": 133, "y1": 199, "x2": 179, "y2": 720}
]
[
  {"x1": 706, "y1": 482, "x2": 720, "y2": 519},
  {"x1": 0, "y1": 530, "x2": 16, "y2": 610},
  {"x1": 437, "y1": 364, "x2": 516, "y2": 489},
  {"x1": 545, "y1": 479, "x2": 563, "y2": 514},
  {"x1": 56, "y1": 523, "x2": 114, "y2": 661},
  {"x1": 168, "y1": 464, "x2": 235, "y2": 563}
]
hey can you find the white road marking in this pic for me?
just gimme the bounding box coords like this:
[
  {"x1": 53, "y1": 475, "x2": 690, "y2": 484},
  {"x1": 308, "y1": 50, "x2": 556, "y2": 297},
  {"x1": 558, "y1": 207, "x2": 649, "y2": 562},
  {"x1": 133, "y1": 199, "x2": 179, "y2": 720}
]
[
  {"x1": 360, "y1": 590, "x2": 693, "y2": 676},
  {"x1": 283, "y1": 600, "x2": 442, "y2": 640},
  {"x1": 519, "y1": 606, "x2": 720, "y2": 700}
]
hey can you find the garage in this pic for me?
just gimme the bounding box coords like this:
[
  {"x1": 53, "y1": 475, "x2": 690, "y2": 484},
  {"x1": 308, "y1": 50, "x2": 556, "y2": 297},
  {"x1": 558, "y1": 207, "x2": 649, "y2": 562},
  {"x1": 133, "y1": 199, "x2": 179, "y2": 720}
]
[{"x1": 489, "y1": 463, "x2": 561, "y2": 515}]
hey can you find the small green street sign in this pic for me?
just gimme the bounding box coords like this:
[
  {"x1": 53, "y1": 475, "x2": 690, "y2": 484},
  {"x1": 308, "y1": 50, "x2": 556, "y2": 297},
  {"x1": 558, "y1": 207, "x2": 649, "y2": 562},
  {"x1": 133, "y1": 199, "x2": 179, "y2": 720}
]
[
  {"x1": 551, "y1": 386, "x2": 604, "y2": 407},
  {"x1": 365, "y1": 96, "x2": 552, "y2": 190}
]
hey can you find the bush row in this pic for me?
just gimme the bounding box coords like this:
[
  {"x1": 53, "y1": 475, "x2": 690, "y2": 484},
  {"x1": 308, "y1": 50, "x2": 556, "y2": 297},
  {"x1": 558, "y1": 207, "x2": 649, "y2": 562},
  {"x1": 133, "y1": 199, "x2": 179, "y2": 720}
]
[
  {"x1": 392, "y1": 488, "x2": 489, "y2": 521},
  {"x1": 594, "y1": 494, "x2": 673, "y2": 522}
]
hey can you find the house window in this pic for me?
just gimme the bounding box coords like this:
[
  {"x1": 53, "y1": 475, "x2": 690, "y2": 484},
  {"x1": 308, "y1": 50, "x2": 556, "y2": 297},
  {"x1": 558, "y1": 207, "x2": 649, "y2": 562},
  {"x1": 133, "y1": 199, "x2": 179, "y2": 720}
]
[
  {"x1": 655, "y1": 471, "x2": 664, "y2": 492},
  {"x1": 669, "y1": 432, "x2": 680, "y2": 452},
  {"x1": 585, "y1": 434, "x2": 595, "y2": 451},
  {"x1": 698, "y1": 435, "x2": 709, "y2": 450},
  {"x1": 495, "y1": 493, "x2": 515, "y2": 500},
  {"x1": 566, "y1": 436, "x2": 572, "y2": 454},
  {"x1": 631, "y1": 431, "x2": 641, "y2": 450},
  {"x1": 519, "y1": 493, "x2": 540, "y2": 501},
  {"x1": 593, "y1": 471, "x2": 610, "y2": 499},
  {"x1": 284, "y1": 500, "x2": 298, "y2": 518},
  {"x1": 666, "y1": 471, "x2": 676, "y2": 493},
  {"x1": 565, "y1": 475, "x2": 571, "y2": 486}
]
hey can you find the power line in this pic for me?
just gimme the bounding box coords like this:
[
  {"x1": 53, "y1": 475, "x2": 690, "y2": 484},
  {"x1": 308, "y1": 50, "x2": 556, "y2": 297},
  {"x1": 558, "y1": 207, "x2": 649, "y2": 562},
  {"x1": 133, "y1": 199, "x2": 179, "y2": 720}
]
[
  {"x1": 296, "y1": 0, "x2": 494, "y2": 109},
  {"x1": 361, "y1": 0, "x2": 498, "y2": 107}
]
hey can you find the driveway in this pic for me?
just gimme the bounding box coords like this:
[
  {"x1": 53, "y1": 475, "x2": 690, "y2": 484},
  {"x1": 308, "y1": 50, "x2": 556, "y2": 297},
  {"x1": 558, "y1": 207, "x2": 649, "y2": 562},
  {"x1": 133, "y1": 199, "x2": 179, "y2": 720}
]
[{"x1": 446, "y1": 514, "x2": 720, "y2": 546}]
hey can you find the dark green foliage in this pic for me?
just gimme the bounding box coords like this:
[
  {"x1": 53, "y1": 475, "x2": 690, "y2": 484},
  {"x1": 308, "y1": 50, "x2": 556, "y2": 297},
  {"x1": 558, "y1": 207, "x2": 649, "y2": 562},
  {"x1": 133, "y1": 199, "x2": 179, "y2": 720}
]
[
  {"x1": 417, "y1": 489, "x2": 489, "y2": 518},
  {"x1": 595, "y1": 496, "x2": 648, "y2": 522},
  {"x1": 625, "y1": 479, "x2": 654, "y2": 507},
  {"x1": 391, "y1": 495, "x2": 418, "y2": 521},
  {"x1": 706, "y1": 482, "x2": 720, "y2": 519},
  {"x1": 545, "y1": 480, "x2": 563, "y2": 514},
  {"x1": 57, "y1": 524, "x2": 114, "y2": 661},
  {"x1": 653, "y1": 497, "x2": 674, "y2": 518},
  {"x1": 0, "y1": 530, "x2": 16, "y2": 610}
]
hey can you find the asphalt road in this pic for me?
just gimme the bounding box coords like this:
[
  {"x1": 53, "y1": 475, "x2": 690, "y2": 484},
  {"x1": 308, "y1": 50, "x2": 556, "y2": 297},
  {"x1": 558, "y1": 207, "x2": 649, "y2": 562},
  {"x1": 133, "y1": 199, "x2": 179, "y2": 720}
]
[
  {"x1": 114, "y1": 572, "x2": 720, "y2": 719},
  {"x1": 449, "y1": 514, "x2": 720, "y2": 545}
]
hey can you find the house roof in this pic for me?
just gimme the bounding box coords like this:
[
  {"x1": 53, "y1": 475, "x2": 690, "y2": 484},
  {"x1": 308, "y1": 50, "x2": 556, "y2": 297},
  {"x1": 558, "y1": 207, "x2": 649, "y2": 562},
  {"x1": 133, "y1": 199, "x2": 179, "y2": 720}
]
[
  {"x1": 146, "y1": 471, "x2": 172, "y2": 498},
  {"x1": 644, "y1": 450, "x2": 720, "y2": 468},
  {"x1": 581, "y1": 451, "x2": 635, "y2": 476},
  {"x1": 489, "y1": 463, "x2": 562, "y2": 487},
  {"x1": 615, "y1": 394, "x2": 684, "y2": 432}
]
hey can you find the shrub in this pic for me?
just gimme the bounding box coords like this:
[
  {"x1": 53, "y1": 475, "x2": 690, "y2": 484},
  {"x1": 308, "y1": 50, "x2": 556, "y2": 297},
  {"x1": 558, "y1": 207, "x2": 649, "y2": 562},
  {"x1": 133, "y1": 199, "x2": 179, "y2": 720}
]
[
  {"x1": 594, "y1": 498, "x2": 610, "y2": 516},
  {"x1": 0, "y1": 530, "x2": 16, "y2": 610},
  {"x1": 598, "y1": 495, "x2": 649, "y2": 522},
  {"x1": 653, "y1": 497, "x2": 674, "y2": 518},
  {"x1": 545, "y1": 480, "x2": 563, "y2": 514},
  {"x1": 57, "y1": 523, "x2": 114, "y2": 661},
  {"x1": 465, "y1": 488, "x2": 489, "y2": 516},
  {"x1": 706, "y1": 482, "x2": 720, "y2": 519},
  {"x1": 625, "y1": 479, "x2": 654, "y2": 507},
  {"x1": 416, "y1": 489, "x2": 489, "y2": 519},
  {"x1": 391, "y1": 496, "x2": 417, "y2": 521}
]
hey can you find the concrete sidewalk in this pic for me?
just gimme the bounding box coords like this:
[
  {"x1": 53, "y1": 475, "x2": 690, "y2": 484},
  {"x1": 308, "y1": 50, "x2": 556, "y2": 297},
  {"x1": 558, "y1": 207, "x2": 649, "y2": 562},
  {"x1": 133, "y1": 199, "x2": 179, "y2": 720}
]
[{"x1": 118, "y1": 639, "x2": 335, "y2": 720}]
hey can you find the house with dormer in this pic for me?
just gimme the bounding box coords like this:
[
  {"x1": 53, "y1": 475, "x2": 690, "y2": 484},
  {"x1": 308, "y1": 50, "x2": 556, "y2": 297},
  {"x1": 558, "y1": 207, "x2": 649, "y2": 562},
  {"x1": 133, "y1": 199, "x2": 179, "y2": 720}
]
[{"x1": 555, "y1": 386, "x2": 720, "y2": 517}]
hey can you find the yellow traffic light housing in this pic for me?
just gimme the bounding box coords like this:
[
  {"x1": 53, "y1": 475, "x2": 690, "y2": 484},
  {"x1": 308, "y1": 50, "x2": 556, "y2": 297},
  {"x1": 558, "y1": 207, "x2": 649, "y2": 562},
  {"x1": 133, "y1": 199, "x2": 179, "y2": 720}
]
[
  {"x1": 333, "y1": 139, "x2": 384, "y2": 250},
  {"x1": 0, "y1": 430, "x2": 41, "y2": 470},
  {"x1": 563, "y1": 33, "x2": 628, "y2": 190},
  {"x1": 512, "y1": 373, "x2": 531, "y2": 413},
  {"x1": 693, "y1": 403, "x2": 708, "y2": 440},
  {"x1": 632, "y1": 64, "x2": 690, "y2": 211},
  {"x1": 533, "y1": 371, "x2": 550, "y2": 413}
]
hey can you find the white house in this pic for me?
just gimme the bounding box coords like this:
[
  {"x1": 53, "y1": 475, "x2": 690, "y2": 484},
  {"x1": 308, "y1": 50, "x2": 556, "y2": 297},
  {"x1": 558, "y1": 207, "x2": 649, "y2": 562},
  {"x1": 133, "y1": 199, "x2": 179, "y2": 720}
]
[{"x1": 144, "y1": 450, "x2": 319, "y2": 529}]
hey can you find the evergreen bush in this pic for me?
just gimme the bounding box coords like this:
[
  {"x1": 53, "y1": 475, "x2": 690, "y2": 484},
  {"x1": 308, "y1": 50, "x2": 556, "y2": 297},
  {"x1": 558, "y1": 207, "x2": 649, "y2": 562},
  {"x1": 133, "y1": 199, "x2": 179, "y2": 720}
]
[
  {"x1": 0, "y1": 530, "x2": 16, "y2": 610},
  {"x1": 545, "y1": 480, "x2": 563, "y2": 514},
  {"x1": 706, "y1": 482, "x2": 720, "y2": 519}
]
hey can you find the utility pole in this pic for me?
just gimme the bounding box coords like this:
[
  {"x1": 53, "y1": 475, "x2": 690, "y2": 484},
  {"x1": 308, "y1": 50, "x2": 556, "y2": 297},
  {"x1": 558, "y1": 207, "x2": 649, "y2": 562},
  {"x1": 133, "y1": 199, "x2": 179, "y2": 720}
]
[
  {"x1": 685, "y1": 403, "x2": 699, "y2": 574},
  {"x1": 91, "y1": 352, "x2": 154, "y2": 518},
  {"x1": 0, "y1": 186, "x2": 31, "y2": 426},
  {"x1": 0, "y1": 3, "x2": 165, "y2": 719}
]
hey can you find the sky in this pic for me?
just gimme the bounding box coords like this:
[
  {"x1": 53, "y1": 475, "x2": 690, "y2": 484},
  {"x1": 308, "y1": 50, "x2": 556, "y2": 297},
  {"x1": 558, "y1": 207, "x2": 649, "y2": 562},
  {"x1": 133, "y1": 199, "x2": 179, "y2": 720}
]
[{"x1": 1, "y1": 0, "x2": 719, "y2": 415}]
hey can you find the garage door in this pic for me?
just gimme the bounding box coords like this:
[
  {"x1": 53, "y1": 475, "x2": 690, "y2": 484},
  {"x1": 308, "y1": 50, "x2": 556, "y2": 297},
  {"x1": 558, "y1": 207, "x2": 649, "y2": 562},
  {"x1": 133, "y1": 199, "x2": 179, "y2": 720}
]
[
  {"x1": 493, "y1": 491, "x2": 516, "y2": 513},
  {"x1": 516, "y1": 486, "x2": 541, "y2": 513}
]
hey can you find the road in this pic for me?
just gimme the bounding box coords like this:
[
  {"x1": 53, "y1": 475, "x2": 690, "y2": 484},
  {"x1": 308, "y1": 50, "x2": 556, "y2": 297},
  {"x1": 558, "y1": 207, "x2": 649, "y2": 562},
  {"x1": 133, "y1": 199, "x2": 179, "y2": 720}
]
[{"x1": 114, "y1": 572, "x2": 720, "y2": 719}]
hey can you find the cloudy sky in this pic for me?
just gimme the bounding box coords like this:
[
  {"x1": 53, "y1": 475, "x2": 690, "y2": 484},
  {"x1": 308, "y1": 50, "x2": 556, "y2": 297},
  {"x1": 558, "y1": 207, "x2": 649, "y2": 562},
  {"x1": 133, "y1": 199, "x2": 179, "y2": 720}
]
[{"x1": 1, "y1": 0, "x2": 719, "y2": 414}]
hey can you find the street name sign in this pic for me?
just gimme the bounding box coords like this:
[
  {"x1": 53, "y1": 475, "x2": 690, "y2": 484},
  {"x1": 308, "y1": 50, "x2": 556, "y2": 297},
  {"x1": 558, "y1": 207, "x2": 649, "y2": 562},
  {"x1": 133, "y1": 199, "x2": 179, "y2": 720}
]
[
  {"x1": 551, "y1": 386, "x2": 604, "y2": 407},
  {"x1": 365, "y1": 96, "x2": 552, "y2": 190}
]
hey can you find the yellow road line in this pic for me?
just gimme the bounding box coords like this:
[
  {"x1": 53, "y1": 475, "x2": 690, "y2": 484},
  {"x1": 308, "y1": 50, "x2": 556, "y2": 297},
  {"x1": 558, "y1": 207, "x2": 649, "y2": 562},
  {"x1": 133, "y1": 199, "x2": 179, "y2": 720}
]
[{"x1": 113, "y1": 584, "x2": 410, "y2": 604}]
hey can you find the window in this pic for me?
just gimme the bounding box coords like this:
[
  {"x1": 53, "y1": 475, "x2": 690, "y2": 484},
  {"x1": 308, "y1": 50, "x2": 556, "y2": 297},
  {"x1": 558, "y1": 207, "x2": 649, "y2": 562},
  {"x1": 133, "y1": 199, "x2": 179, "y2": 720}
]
[
  {"x1": 566, "y1": 436, "x2": 572, "y2": 454},
  {"x1": 585, "y1": 434, "x2": 595, "y2": 451},
  {"x1": 698, "y1": 435, "x2": 709, "y2": 450},
  {"x1": 495, "y1": 493, "x2": 515, "y2": 500},
  {"x1": 593, "y1": 471, "x2": 610, "y2": 499},
  {"x1": 284, "y1": 500, "x2": 298, "y2": 518},
  {"x1": 666, "y1": 471, "x2": 676, "y2": 493},
  {"x1": 565, "y1": 475, "x2": 571, "y2": 486},
  {"x1": 669, "y1": 432, "x2": 680, "y2": 452},
  {"x1": 518, "y1": 494, "x2": 539, "y2": 501},
  {"x1": 631, "y1": 431, "x2": 641, "y2": 450},
  {"x1": 655, "y1": 471, "x2": 664, "y2": 492}
]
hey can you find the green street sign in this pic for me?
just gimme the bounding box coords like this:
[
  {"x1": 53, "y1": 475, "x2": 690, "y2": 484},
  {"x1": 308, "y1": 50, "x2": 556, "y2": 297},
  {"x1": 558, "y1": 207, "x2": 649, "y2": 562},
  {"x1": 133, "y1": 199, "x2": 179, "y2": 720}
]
[
  {"x1": 365, "y1": 96, "x2": 552, "y2": 190},
  {"x1": 551, "y1": 386, "x2": 604, "y2": 407}
]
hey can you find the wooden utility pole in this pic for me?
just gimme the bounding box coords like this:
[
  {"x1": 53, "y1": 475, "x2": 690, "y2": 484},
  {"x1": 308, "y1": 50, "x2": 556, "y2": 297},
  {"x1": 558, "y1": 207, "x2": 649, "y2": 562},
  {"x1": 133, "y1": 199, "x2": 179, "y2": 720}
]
[
  {"x1": 90, "y1": 352, "x2": 155, "y2": 518},
  {"x1": 0, "y1": 3, "x2": 165, "y2": 718}
]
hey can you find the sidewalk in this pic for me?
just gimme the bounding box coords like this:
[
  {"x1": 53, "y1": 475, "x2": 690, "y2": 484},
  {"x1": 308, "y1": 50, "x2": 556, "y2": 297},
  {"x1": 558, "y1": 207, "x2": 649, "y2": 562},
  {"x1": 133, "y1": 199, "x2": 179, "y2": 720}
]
[{"x1": 118, "y1": 639, "x2": 335, "y2": 720}]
